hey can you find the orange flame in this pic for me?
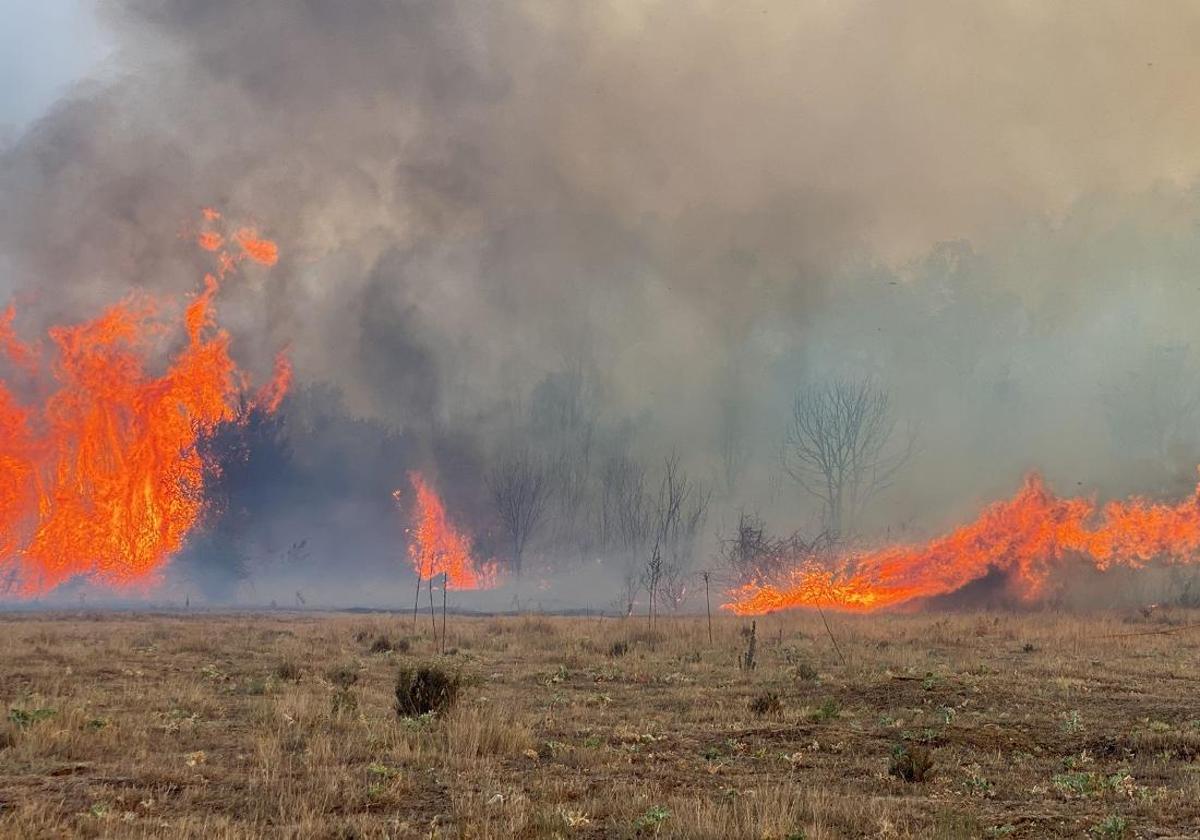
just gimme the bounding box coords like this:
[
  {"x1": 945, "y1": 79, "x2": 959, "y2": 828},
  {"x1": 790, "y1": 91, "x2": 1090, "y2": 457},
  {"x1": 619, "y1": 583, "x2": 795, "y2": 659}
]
[
  {"x1": 725, "y1": 471, "x2": 1200, "y2": 615},
  {"x1": 400, "y1": 472, "x2": 496, "y2": 590},
  {"x1": 0, "y1": 212, "x2": 287, "y2": 596}
]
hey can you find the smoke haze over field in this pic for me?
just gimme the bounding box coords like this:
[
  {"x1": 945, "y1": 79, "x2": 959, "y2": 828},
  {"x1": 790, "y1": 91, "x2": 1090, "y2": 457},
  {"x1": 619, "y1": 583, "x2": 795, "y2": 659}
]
[{"x1": 6, "y1": 1, "x2": 1200, "y2": 606}]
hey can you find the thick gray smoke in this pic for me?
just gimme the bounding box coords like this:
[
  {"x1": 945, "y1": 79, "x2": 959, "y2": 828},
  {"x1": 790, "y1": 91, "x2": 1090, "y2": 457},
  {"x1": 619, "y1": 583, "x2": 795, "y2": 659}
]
[{"x1": 4, "y1": 1, "x2": 1200, "y2": 607}]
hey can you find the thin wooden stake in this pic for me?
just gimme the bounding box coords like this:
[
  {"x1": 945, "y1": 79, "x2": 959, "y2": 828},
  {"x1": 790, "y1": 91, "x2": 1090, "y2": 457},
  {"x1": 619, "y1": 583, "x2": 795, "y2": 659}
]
[
  {"x1": 441, "y1": 572, "x2": 448, "y2": 654},
  {"x1": 412, "y1": 571, "x2": 422, "y2": 631},
  {"x1": 427, "y1": 573, "x2": 437, "y2": 645},
  {"x1": 703, "y1": 570, "x2": 713, "y2": 645}
]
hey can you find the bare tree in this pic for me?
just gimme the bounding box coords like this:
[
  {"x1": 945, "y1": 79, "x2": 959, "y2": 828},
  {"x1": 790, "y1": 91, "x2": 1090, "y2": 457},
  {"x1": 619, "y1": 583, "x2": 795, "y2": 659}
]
[
  {"x1": 599, "y1": 453, "x2": 653, "y2": 616},
  {"x1": 782, "y1": 378, "x2": 913, "y2": 539},
  {"x1": 644, "y1": 454, "x2": 710, "y2": 619},
  {"x1": 486, "y1": 451, "x2": 551, "y2": 577},
  {"x1": 721, "y1": 511, "x2": 832, "y2": 585},
  {"x1": 599, "y1": 454, "x2": 653, "y2": 553}
]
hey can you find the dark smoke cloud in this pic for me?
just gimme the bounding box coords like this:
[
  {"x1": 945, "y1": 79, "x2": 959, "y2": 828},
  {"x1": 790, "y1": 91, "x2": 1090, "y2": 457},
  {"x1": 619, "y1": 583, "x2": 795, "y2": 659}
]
[{"x1": 5, "y1": 1, "x2": 1200, "y2": 604}]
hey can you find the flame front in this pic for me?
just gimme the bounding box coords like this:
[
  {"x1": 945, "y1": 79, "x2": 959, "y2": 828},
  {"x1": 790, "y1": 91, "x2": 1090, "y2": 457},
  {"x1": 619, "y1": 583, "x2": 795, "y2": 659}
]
[
  {"x1": 402, "y1": 472, "x2": 496, "y2": 590},
  {"x1": 725, "y1": 471, "x2": 1200, "y2": 615},
  {"x1": 0, "y1": 213, "x2": 285, "y2": 596}
]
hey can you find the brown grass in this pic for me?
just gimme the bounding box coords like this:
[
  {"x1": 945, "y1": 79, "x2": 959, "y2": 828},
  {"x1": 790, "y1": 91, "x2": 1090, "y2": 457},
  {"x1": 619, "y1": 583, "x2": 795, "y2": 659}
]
[{"x1": 1, "y1": 608, "x2": 1199, "y2": 837}]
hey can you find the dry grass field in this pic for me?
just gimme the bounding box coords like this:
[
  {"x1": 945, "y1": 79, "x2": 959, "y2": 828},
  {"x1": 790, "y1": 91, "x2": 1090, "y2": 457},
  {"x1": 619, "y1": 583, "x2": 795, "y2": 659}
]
[{"x1": 2, "y1": 608, "x2": 1200, "y2": 839}]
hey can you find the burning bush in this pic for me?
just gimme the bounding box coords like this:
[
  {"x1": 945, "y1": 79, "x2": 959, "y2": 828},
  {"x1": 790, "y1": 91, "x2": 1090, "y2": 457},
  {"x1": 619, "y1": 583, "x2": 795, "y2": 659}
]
[{"x1": 395, "y1": 661, "x2": 466, "y2": 717}]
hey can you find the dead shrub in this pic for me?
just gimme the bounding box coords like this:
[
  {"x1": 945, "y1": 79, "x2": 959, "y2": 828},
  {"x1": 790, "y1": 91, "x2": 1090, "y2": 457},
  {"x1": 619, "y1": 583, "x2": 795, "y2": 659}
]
[
  {"x1": 395, "y1": 661, "x2": 465, "y2": 717},
  {"x1": 274, "y1": 659, "x2": 302, "y2": 682},
  {"x1": 748, "y1": 691, "x2": 782, "y2": 717},
  {"x1": 608, "y1": 641, "x2": 629, "y2": 658},
  {"x1": 889, "y1": 743, "x2": 934, "y2": 783},
  {"x1": 369, "y1": 636, "x2": 394, "y2": 654},
  {"x1": 326, "y1": 665, "x2": 359, "y2": 689}
]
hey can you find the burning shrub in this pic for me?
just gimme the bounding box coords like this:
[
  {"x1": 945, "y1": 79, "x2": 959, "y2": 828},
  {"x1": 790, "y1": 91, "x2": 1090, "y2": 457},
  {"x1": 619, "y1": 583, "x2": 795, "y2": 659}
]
[
  {"x1": 395, "y1": 661, "x2": 465, "y2": 717},
  {"x1": 889, "y1": 743, "x2": 935, "y2": 783},
  {"x1": 748, "y1": 691, "x2": 782, "y2": 717}
]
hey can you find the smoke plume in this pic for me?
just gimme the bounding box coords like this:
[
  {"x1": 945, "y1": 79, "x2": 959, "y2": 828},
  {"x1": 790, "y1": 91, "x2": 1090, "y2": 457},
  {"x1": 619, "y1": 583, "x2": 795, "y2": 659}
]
[{"x1": 5, "y1": 1, "x2": 1200, "y2": 607}]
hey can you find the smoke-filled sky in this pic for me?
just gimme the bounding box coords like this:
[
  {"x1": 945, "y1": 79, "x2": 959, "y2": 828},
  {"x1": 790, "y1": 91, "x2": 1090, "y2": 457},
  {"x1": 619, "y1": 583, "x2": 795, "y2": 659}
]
[{"x1": 6, "y1": 1, "x2": 1200, "y2": 602}]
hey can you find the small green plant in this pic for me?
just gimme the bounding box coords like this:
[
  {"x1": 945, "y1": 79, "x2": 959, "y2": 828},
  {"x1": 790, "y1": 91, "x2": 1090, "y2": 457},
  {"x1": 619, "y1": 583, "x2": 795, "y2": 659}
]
[
  {"x1": 749, "y1": 691, "x2": 782, "y2": 717},
  {"x1": 367, "y1": 761, "x2": 400, "y2": 780},
  {"x1": 888, "y1": 743, "x2": 934, "y2": 782},
  {"x1": 810, "y1": 698, "x2": 840, "y2": 722},
  {"x1": 634, "y1": 805, "x2": 670, "y2": 833},
  {"x1": 1062, "y1": 709, "x2": 1084, "y2": 734},
  {"x1": 1091, "y1": 815, "x2": 1129, "y2": 840},
  {"x1": 399, "y1": 711, "x2": 436, "y2": 730},
  {"x1": 8, "y1": 707, "x2": 55, "y2": 728},
  {"x1": 395, "y1": 661, "x2": 465, "y2": 717},
  {"x1": 964, "y1": 771, "x2": 994, "y2": 797}
]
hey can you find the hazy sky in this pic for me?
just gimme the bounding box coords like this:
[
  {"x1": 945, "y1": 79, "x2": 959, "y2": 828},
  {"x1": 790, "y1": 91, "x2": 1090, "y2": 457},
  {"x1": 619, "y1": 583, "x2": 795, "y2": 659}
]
[{"x1": 0, "y1": 0, "x2": 110, "y2": 132}]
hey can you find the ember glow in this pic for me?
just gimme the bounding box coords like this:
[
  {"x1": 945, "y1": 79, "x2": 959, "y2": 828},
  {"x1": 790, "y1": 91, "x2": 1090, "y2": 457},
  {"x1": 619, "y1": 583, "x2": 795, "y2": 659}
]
[
  {"x1": 401, "y1": 472, "x2": 496, "y2": 590},
  {"x1": 725, "y1": 471, "x2": 1200, "y2": 615},
  {"x1": 0, "y1": 213, "x2": 285, "y2": 596}
]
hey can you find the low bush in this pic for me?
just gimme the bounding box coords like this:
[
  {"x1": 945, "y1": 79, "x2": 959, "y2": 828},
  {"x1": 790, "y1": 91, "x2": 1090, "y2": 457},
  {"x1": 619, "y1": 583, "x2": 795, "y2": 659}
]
[
  {"x1": 395, "y1": 661, "x2": 466, "y2": 717},
  {"x1": 889, "y1": 743, "x2": 934, "y2": 782}
]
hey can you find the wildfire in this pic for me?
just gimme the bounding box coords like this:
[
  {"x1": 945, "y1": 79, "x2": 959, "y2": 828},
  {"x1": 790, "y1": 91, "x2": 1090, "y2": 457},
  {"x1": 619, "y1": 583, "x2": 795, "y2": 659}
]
[
  {"x1": 0, "y1": 212, "x2": 286, "y2": 596},
  {"x1": 725, "y1": 471, "x2": 1200, "y2": 615},
  {"x1": 400, "y1": 472, "x2": 496, "y2": 589}
]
